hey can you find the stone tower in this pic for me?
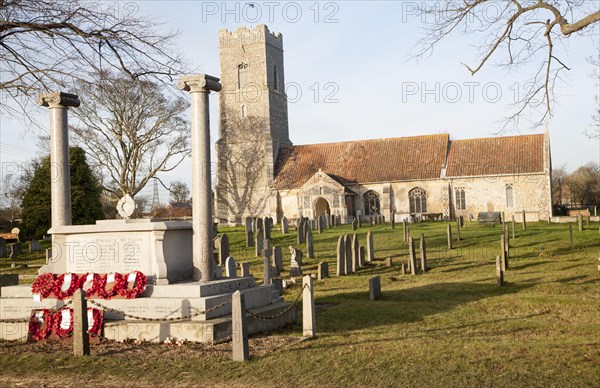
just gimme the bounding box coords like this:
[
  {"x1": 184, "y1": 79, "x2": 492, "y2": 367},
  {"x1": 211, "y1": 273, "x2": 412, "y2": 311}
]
[{"x1": 216, "y1": 25, "x2": 291, "y2": 223}]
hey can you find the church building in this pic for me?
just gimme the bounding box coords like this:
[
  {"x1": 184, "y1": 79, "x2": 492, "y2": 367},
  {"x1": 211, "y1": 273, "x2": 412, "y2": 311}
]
[{"x1": 215, "y1": 25, "x2": 552, "y2": 224}]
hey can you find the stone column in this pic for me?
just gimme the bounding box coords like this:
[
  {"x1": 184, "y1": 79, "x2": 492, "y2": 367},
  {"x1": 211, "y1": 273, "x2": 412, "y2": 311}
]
[
  {"x1": 178, "y1": 75, "x2": 222, "y2": 282},
  {"x1": 37, "y1": 92, "x2": 80, "y2": 228}
]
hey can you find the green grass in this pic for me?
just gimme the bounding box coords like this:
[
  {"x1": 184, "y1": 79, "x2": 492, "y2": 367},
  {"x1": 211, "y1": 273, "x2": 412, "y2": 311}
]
[
  {"x1": 0, "y1": 239, "x2": 50, "y2": 278},
  {"x1": 1, "y1": 221, "x2": 599, "y2": 387}
]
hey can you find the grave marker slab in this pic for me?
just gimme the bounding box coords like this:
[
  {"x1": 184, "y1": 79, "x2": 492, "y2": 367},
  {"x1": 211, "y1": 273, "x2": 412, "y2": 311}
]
[
  {"x1": 317, "y1": 262, "x2": 329, "y2": 280},
  {"x1": 369, "y1": 276, "x2": 381, "y2": 301},
  {"x1": 225, "y1": 256, "x2": 237, "y2": 278},
  {"x1": 345, "y1": 235, "x2": 352, "y2": 274},
  {"x1": 336, "y1": 236, "x2": 346, "y2": 276},
  {"x1": 367, "y1": 231, "x2": 374, "y2": 262},
  {"x1": 272, "y1": 246, "x2": 283, "y2": 273},
  {"x1": 306, "y1": 230, "x2": 314, "y2": 259}
]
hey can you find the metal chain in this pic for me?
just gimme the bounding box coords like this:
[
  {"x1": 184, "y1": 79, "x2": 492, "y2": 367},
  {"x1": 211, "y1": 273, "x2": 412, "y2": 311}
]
[
  {"x1": 86, "y1": 297, "x2": 232, "y2": 322},
  {"x1": 245, "y1": 283, "x2": 308, "y2": 321}
]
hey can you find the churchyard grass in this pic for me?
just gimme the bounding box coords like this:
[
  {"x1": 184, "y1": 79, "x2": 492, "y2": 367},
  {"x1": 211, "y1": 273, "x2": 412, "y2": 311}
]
[{"x1": 1, "y1": 222, "x2": 599, "y2": 386}]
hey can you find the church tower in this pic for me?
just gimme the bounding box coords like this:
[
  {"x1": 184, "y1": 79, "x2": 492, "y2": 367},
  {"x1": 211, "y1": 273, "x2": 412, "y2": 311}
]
[{"x1": 216, "y1": 25, "x2": 291, "y2": 223}]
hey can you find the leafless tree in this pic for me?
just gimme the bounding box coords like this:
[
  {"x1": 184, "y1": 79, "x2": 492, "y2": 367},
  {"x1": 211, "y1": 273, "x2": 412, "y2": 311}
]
[
  {"x1": 586, "y1": 54, "x2": 600, "y2": 139},
  {"x1": 0, "y1": 0, "x2": 187, "y2": 125},
  {"x1": 415, "y1": 1, "x2": 600, "y2": 130},
  {"x1": 169, "y1": 180, "x2": 190, "y2": 203},
  {"x1": 69, "y1": 72, "x2": 190, "y2": 199},
  {"x1": 215, "y1": 109, "x2": 270, "y2": 222},
  {"x1": 566, "y1": 162, "x2": 600, "y2": 206},
  {"x1": 551, "y1": 164, "x2": 569, "y2": 205}
]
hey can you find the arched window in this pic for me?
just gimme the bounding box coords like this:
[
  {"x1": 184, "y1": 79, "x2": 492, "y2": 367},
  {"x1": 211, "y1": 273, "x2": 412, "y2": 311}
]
[
  {"x1": 237, "y1": 63, "x2": 248, "y2": 89},
  {"x1": 409, "y1": 187, "x2": 427, "y2": 214},
  {"x1": 363, "y1": 190, "x2": 381, "y2": 215},
  {"x1": 241, "y1": 105, "x2": 246, "y2": 118},
  {"x1": 505, "y1": 184, "x2": 514, "y2": 208},
  {"x1": 455, "y1": 188, "x2": 466, "y2": 210}
]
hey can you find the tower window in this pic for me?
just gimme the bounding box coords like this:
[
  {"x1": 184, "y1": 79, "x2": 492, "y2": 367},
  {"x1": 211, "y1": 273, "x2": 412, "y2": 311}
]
[
  {"x1": 273, "y1": 64, "x2": 278, "y2": 90},
  {"x1": 455, "y1": 188, "x2": 466, "y2": 210},
  {"x1": 409, "y1": 187, "x2": 427, "y2": 214},
  {"x1": 241, "y1": 105, "x2": 246, "y2": 118},
  {"x1": 505, "y1": 184, "x2": 514, "y2": 208},
  {"x1": 237, "y1": 62, "x2": 248, "y2": 89}
]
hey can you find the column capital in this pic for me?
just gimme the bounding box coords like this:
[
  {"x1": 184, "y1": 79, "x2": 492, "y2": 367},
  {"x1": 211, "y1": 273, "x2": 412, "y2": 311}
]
[
  {"x1": 177, "y1": 74, "x2": 222, "y2": 93},
  {"x1": 37, "y1": 92, "x2": 80, "y2": 108}
]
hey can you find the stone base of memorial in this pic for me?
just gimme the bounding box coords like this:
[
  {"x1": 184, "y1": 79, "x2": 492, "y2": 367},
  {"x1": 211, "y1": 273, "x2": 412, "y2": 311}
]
[{"x1": 0, "y1": 219, "x2": 295, "y2": 343}]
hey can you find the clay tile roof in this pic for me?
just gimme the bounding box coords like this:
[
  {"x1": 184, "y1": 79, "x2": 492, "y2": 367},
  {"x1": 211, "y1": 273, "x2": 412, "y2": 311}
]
[
  {"x1": 446, "y1": 134, "x2": 544, "y2": 177},
  {"x1": 273, "y1": 134, "x2": 450, "y2": 189}
]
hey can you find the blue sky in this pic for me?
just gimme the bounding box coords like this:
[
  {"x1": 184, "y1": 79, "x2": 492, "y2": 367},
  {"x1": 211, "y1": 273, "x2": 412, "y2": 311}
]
[{"x1": 1, "y1": 1, "x2": 599, "y2": 204}]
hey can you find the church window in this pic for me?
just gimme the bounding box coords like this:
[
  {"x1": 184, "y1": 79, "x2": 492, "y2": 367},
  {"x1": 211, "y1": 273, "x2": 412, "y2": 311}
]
[
  {"x1": 237, "y1": 62, "x2": 248, "y2": 89},
  {"x1": 273, "y1": 64, "x2": 278, "y2": 90},
  {"x1": 455, "y1": 188, "x2": 466, "y2": 210},
  {"x1": 409, "y1": 187, "x2": 427, "y2": 214},
  {"x1": 364, "y1": 190, "x2": 381, "y2": 215},
  {"x1": 241, "y1": 105, "x2": 246, "y2": 118},
  {"x1": 505, "y1": 184, "x2": 514, "y2": 208}
]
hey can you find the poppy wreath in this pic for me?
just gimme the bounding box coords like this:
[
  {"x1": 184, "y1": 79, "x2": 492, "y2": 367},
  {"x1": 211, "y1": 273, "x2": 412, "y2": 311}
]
[
  {"x1": 53, "y1": 273, "x2": 80, "y2": 300},
  {"x1": 118, "y1": 271, "x2": 147, "y2": 299},
  {"x1": 31, "y1": 273, "x2": 54, "y2": 300},
  {"x1": 78, "y1": 273, "x2": 104, "y2": 298},
  {"x1": 28, "y1": 309, "x2": 55, "y2": 341},
  {"x1": 53, "y1": 308, "x2": 74, "y2": 338},
  {"x1": 87, "y1": 307, "x2": 104, "y2": 336},
  {"x1": 99, "y1": 273, "x2": 125, "y2": 300}
]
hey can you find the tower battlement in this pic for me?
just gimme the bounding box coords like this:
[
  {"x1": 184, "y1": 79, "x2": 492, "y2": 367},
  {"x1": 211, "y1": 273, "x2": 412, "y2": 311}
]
[{"x1": 219, "y1": 25, "x2": 283, "y2": 50}]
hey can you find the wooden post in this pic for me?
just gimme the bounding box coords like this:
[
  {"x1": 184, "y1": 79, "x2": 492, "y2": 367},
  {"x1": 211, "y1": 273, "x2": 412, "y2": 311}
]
[
  {"x1": 578, "y1": 214, "x2": 583, "y2": 232},
  {"x1": 501, "y1": 234, "x2": 508, "y2": 271},
  {"x1": 303, "y1": 275, "x2": 316, "y2": 337},
  {"x1": 420, "y1": 233, "x2": 427, "y2": 273},
  {"x1": 232, "y1": 290, "x2": 249, "y2": 361},
  {"x1": 447, "y1": 224, "x2": 453, "y2": 250},
  {"x1": 569, "y1": 225, "x2": 573, "y2": 250},
  {"x1": 511, "y1": 216, "x2": 515, "y2": 239},
  {"x1": 402, "y1": 220, "x2": 407, "y2": 243},
  {"x1": 456, "y1": 218, "x2": 461, "y2": 241},
  {"x1": 522, "y1": 210, "x2": 527, "y2": 230},
  {"x1": 73, "y1": 289, "x2": 90, "y2": 356},
  {"x1": 409, "y1": 236, "x2": 417, "y2": 275},
  {"x1": 496, "y1": 255, "x2": 504, "y2": 286}
]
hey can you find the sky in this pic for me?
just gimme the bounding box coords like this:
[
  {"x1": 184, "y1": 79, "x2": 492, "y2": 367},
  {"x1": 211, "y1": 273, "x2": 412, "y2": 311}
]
[{"x1": 1, "y1": 1, "x2": 599, "y2": 205}]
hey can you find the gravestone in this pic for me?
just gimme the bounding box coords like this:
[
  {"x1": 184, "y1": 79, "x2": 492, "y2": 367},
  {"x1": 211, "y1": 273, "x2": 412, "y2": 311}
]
[
  {"x1": 511, "y1": 217, "x2": 515, "y2": 239},
  {"x1": 401, "y1": 263, "x2": 407, "y2": 275},
  {"x1": 213, "y1": 223, "x2": 218, "y2": 237},
  {"x1": 578, "y1": 214, "x2": 583, "y2": 232},
  {"x1": 306, "y1": 230, "x2": 314, "y2": 259},
  {"x1": 289, "y1": 246, "x2": 303, "y2": 266},
  {"x1": 0, "y1": 238, "x2": 6, "y2": 258},
  {"x1": 569, "y1": 225, "x2": 573, "y2": 249},
  {"x1": 218, "y1": 234, "x2": 229, "y2": 265},
  {"x1": 352, "y1": 218, "x2": 358, "y2": 231},
  {"x1": 317, "y1": 262, "x2": 329, "y2": 280},
  {"x1": 240, "y1": 262, "x2": 250, "y2": 277},
  {"x1": 325, "y1": 214, "x2": 331, "y2": 228},
  {"x1": 344, "y1": 235, "x2": 352, "y2": 274},
  {"x1": 281, "y1": 216, "x2": 289, "y2": 234},
  {"x1": 459, "y1": 215, "x2": 464, "y2": 227},
  {"x1": 522, "y1": 210, "x2": 527, "y2": 230},
  {"x1": 330, "y1": 214, "x2": 335, "y2": 227},
  {"x1": 496, "y1": 255, "x2": 504, "y2": 286},
  {"x1": 245, "y1": 217, "x2": 252, "y2": 233},
  {"x1": 231, "y1": 291, "x2": 249, "y2": 362},
  {"x1": 263, "y1": 256, "x2": 271, "y2": 285},
  {"x1": 272, "y1": 246, "x2": 283, "y2": 273},
  {"x1": 45, "y1": 248, "x2": 52, "y2": 263},
  {"x1": 255, "y1": 233, "x2": 263, "y2": 257},
  {"x1": 369, "y1": 276, "x2": 381, "y2": 301},
  {"x1": 384, "y1": 257, "x2": 393, "y2": 267},
  {"x1": 263, "y1": 217, "x2": 272, "y2": 240},
  {"x1": 245, "y1": 231, "x2": 254, "y2": 247},
  {"x1": 357, "y1": 216, "x2": 362, "y2": 229},
  {"x1": 256, "y1": 217, "x2": 263, "y2": 233},
  {"x1": 317, "y1": 217, "x2": 324, "y2": 234},
  {"x1": 352, "y1": 234, "x2": 360, "y2": 272},
  {"x1": 297, "y1": 218, "x2": 306, "y2": 244},
  {"x1": 290, "y1": 255, "x2": 302, "y2": 277},
  {"x1": 447, "y1": 225, "x2": 453, "y2": 250},
  {"x1": 336, "y1": 215, "x2": 341, "y2": 227},
  {"x1": 9, "y1": 242, "x2": 21, "y2": 259},
  {"x1": 391, "y1": 213, "x2": 395, "y2": 229},
  {"x1": 359, "y1": 246, "x2": 365, "y2": 267},
  {"x1": 501, "y1": 234, "x2": 508, "y2": 271},
  {"x1": 272, "y1": 278, "x2": 283, "y2": 295},
  {"x1": 29, "y1": 239, "x2": 41, "y2": 252},
  {"x1": 402, "y1": 220, "x2": 408, "y2": 243},
  {"x1": 225, "y1": 256, "x2": 237, "y2": 278},
  {"x1": 263, "y1": 239, "x2": 272, "y2": 261},
  {"x1": 456, "y1": 219, "x2": 461, "y2": 241},
  {"x1": 336, "y1": 236, "x2": 346, "y2": 276},
  {"x1": 419, "y1": 233, "x2": 427, "y2": 273},
  {"x1": 366, "y1": 231, "x2": 374, "y2": 261},
  {"x1": 409, "y1": 236, "x2": 417, "y2": 275}
]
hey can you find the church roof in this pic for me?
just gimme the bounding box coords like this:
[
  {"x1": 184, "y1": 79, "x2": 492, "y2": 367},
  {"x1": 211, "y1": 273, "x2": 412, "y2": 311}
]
[
  {"x1": 272, "y1": 133, "x2": 545, "y2": 189},
  {"x1": 272, "y1": 134, "x2": 450, "y2": 189},
  {"x1": 446, "y1": 134, "x2": 545, "y2": 177}
]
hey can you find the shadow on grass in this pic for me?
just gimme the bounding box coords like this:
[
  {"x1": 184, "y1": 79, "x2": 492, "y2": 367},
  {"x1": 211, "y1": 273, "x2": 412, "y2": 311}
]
[{"x1": 316, "y1": 281, "x2": 531, "y2": 333}]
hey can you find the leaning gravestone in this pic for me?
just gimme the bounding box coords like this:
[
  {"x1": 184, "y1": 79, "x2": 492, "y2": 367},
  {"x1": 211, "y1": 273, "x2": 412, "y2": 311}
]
[
  {"x1": 225, "y1": 256, "x2": 237, "y2": 278},
  {"x1": 255, "y1": 233, "x2": 264, "y2": 257},
  {"x1": 306, "y1": 230, "x2": 314, "y2": 259},
  {"x1": 282, "y1": 217, "x2": 289, "y2": 234},
  {"x1": 218, "y1": 234, "x2": 230, "y2": 265},
  {"x1": 0, "y1": 238, "x2": 6, "y2": 258},
  {"x1": 245, "y1": 217, "x2": 252, "y2": 233},
  {"x1": 352, "y1": 218, "x2": 358, "y2": 231},
  {"x1": 352, "y1": 234, "x2": 360, "y2": 272},
  {"x1": 336, "y1": 236, "x2": 346, "y2": 276}
]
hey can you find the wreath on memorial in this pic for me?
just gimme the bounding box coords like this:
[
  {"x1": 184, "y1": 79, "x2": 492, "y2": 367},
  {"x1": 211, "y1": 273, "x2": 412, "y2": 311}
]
[
  {"x1": 78, "y1": 273, "x2": 104, "y2": 298},
  {"x1": 28, "y1": 309, "x2": 55, "y2": 341},
  {"x1": 31, "y1": 273, "x2": 55, "y2": 300},
  {"x1": 87, "y1": 307, "x2": 104, "y2": 336},
  {"x1": 53, "y1": 308, "x2": 74, "y2": 338},
  {"x1": 118, "y1": 271, "x2": 147, "y2": 299},
  {"x1": 53, "y1": 273, "x2": 80, "y2": 300},
  {"x1": 98, "y1": 272, "x2": 125, "y2": 300}
]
